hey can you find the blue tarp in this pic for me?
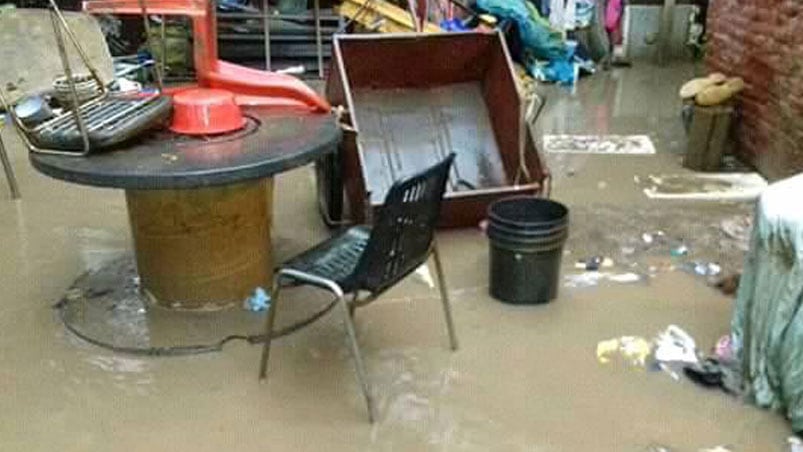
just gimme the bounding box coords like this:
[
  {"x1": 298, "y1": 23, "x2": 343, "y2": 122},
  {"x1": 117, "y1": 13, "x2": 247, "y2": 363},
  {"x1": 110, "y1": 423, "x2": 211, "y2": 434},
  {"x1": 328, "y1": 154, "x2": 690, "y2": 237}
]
[
  {"x1": 477, "y1": 0, "x2": 589, "y2": 85},
  {"x1": 732, "y1": 173, "x2": 803, "y2": 431},
  {"x1": 477, "y1": 0, "x2": 567, "y2": 60}
]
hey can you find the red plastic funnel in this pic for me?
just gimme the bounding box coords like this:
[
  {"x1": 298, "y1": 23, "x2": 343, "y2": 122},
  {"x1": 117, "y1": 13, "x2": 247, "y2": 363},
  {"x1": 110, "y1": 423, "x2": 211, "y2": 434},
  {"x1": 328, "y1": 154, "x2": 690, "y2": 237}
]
[{"x1": 170, "y1": 88, "x2": 245, "y2": 135}]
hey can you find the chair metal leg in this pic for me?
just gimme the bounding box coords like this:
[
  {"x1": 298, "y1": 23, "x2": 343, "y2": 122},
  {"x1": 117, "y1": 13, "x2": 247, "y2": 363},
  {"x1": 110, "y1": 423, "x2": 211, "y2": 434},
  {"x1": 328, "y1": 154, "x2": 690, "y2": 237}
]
[
  {"x1": 348, "y1": 292, "x2": 358, "y2": 318},
  {"x1": 0, "y1": 134, "x2": 20, "y2": 200},
  {"x1": 337, "y1": 292, "x2": 377, "y2": 423},
  {"x1": 432, "y1": 240, "x2": 458, "y2": 351},
  {"x1": 255, "y1": 268, "x2": 376, "y2": 422},
  {"x1": 258, "y1": 275, "x2": 284, "y2": 380}
]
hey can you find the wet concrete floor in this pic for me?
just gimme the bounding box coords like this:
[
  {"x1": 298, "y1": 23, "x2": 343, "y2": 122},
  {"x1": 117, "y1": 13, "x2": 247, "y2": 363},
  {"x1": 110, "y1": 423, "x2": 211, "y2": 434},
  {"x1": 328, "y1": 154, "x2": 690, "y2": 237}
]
[{"x1": 0, "y1": 63, "x2": 793, "y2": 451}]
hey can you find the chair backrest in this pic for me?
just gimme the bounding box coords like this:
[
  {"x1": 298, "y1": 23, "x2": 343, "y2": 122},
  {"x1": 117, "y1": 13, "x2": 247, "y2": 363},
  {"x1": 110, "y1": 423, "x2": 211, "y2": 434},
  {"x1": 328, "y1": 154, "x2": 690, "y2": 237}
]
[{"x1": 352, "y1": 154, "x2": 455, "y2": 294}]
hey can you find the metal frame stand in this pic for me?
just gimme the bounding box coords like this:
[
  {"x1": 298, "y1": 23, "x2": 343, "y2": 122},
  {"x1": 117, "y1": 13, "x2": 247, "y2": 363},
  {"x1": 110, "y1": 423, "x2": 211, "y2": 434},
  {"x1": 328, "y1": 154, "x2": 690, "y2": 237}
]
[
  {"x1": 262, "y1": 0, "x2": 272, "y2": 71},
  {"x1": 220, "y1": 1, "x2": 326, "y2": 78},
  {"x1": 313, "y1": 0, "x2": 324, "y2": 78},
  {"x1": 258, "y1": 246, "x2": 459, "y2": 423},
  {"x1": 0, "y1": 0, "x2": 165, "y2": 157}
]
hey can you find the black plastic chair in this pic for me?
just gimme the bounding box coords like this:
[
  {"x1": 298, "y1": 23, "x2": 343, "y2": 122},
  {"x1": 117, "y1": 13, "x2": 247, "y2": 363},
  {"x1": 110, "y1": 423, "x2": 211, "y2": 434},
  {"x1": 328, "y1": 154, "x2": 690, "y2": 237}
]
[{"x1": 258, "y1": 154, "x2": 459, "y2": 423}]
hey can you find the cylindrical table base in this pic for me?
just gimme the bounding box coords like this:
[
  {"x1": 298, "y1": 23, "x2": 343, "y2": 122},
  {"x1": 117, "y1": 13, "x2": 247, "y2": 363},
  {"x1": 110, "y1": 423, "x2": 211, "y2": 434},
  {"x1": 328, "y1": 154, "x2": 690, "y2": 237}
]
[{"x1": 126, "y1": 179, "x2": 273, "y2": 310}]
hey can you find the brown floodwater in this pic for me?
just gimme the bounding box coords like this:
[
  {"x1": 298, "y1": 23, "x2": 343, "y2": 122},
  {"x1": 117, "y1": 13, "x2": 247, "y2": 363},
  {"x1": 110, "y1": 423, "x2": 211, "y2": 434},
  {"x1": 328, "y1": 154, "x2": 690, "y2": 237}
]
[{"x1": 0, "y1": 62, "x2": 792, "y2": 451}]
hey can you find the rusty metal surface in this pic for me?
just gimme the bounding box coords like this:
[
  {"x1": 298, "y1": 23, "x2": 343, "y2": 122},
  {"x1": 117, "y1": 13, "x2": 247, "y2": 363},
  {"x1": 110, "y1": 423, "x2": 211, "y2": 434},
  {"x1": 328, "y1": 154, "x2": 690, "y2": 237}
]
[
  {"x1": 353, "y1": 83, "x2": 507, "y2": 204},
  {"x1": 30, "y1": 110, "x2": 340, "y2": 189},
  {"x1": 126, "y1": 179, "x2": 272, "y2": 310}
]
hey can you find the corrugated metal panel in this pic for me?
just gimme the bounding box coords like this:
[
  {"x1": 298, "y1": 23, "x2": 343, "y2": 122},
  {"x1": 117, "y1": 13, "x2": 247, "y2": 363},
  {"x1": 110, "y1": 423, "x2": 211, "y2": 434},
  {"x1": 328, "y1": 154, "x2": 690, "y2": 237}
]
[{"x1": 626, "y1": 5, "x2": 695, "y2": 61}]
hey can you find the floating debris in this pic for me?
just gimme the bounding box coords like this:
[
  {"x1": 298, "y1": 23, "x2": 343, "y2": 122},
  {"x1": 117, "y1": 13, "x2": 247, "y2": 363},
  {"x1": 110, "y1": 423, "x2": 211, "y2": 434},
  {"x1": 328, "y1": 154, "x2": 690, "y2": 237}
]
[
  {"x1": 595, "y1": 326, "x2": 698, "y2": 380},
  {"x1": 715, "y1": 273, "x2": 741, "y2": 296},
  {"x1": 681, "y1": 261, "x2": 722, "y2": 277},
  {"x1": 574, "y1": 256, "x2": 614, "y2": 271},
  {"x1": 698, "y1": 446, "x2": 732, "y2": 452},
  {"x1": 713, "y1": 335, "x2": 734, "y2": 361},
  {"x1": 657, "y1": 361, "x2": 681, "y2": 381},
  {"x1": 721, "y1": 215, "x2": 753, "y2": 251},
  {"x1": 544, "y1": 134, "x2": 657, "y2": 155},
  {"x1": 597, "y1": 336, "x2": 652, "y2": 367},
  {"x1": 654, "y1": 325, "x2": 699, "y2": 364},
  {"x1": 244, "y1": 287, "x2": 271, "y2": 312},
  {"x1": 642, "y1": 231, "x2": 666, "y2": 245},
  {"x1": 643, "y1": 173, "x2": 767, "y2": 201},
  {"x1": 644, "y1": 444, "x2": 673, "y2": 452},
  {"x1": 670, "y1": 244, "x2": 689, "y2": 257},
  {"x1": 414, "y1": 264, "x2": 435, "y2": 288},
  {"x1": 608, "y1": 273, "x2": 643, "y2": 283},
  {"x1": 564, "y1": 271, "x2": 644, "y2": 288}
]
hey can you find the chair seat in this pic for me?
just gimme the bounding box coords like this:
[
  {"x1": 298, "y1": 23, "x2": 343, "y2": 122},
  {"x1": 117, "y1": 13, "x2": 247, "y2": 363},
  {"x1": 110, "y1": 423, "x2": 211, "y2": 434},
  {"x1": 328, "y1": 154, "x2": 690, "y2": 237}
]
[{"x1": 281, "y1": 226, "x2": 370, "y2": 292}]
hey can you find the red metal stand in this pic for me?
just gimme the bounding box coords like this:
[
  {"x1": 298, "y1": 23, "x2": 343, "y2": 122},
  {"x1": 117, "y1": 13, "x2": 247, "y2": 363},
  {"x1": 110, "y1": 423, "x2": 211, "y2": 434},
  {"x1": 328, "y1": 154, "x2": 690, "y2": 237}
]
[{"x1": 83, "y1": 0, "x2": 330, "y2": 112}]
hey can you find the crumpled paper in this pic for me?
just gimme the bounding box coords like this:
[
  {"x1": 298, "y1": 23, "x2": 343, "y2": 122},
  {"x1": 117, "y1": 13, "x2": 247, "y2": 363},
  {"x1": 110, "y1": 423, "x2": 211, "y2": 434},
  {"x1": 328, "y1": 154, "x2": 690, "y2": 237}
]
[
  {"x1": 597, "y1": 336, "x2": 652, "y2": 367},
  {"x1": 654, "y1": 324, "x2": 699, "y2": 364}
]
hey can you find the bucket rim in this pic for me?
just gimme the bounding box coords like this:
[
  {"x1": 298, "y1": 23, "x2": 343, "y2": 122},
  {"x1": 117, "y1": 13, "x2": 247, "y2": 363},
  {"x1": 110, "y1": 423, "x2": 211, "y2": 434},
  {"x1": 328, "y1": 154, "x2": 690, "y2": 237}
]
[
  {"x1": 487, "y1": 229, "x2": 568, "y2": 252},
  {"x1": 487, "y1": 217, "x2": 568, "y2": 238},
  {"x1": 487, "y1": 196, "x2": 569, "y2": 229}
]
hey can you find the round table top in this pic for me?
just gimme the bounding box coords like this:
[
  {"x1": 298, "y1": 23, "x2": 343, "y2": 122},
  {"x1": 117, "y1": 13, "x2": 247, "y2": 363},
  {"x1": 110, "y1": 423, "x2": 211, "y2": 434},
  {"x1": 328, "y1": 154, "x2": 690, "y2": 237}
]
[{"x1": 29, "y1": 110, "x2": 341, "y2": 190}]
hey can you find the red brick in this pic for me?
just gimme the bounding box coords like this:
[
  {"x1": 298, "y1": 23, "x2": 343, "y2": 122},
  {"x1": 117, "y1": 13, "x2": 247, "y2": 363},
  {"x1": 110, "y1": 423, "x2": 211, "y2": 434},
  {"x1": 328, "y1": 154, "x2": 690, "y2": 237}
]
[{"x1": 707, "y1": 0, "x2": 803, "y2": 178}]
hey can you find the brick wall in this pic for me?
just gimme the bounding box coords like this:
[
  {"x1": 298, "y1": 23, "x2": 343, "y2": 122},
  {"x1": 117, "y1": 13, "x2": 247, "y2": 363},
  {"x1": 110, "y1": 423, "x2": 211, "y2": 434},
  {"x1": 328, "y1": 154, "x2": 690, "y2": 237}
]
[{"x1": 706, "y1": 0, "x2": 803, "y2": 180}]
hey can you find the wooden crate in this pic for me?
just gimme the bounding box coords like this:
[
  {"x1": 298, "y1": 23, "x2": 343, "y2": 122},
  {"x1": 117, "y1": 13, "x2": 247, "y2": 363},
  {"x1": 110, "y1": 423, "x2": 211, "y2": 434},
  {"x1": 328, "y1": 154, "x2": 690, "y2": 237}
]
[{"x1": 322, "y1": 31, "x2": 549, "y2": 228}]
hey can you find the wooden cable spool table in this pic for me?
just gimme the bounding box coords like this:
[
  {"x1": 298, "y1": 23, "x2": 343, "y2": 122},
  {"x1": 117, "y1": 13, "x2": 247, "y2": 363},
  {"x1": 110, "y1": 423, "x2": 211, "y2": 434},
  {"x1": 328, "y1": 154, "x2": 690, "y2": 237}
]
[{"x1": 32, "y1": 110, "x2": 340, "y2": 311}]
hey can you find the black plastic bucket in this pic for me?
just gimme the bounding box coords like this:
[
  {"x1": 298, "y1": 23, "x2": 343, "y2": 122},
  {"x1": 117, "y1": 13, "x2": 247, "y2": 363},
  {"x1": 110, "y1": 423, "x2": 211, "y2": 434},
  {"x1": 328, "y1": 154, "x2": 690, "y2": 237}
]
[{"x1": 486, "y1": 196, "x2": 569, "y2": 304}]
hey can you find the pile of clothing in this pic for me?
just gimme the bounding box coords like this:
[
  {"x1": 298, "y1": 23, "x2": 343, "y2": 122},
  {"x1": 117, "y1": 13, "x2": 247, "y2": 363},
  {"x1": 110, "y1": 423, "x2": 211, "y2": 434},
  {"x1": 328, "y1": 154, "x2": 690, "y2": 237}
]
[{"x1": 477, "y1": 0, "x2": 597, "y2": 85}]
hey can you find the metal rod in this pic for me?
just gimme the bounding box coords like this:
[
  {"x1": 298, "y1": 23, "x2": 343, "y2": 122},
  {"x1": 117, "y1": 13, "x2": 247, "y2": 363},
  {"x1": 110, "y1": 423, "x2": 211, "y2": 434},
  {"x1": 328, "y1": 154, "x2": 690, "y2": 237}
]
[
  {"x1": 432, "y1": 241, "x2": 458, "y2": 351},
  {"x1": 337, "y1": 290, "x2": 376, "y2": 423},
  {"x1": 259, "y1": 268, "x2": 377, "y2": 422},
  {"x1": 0, "y1": 132, "x2": 21, "y2": 200},
  {"x1": 515, "y1": 95, "x2": 535, "y2": 185},
  {"x1": 49, "y1": 8, "x2": 91, "y2": 154},
  {"x1": 138, "y1": 0, "x2": 164, "y2": 91},
  {"x1": 0, "y1": 89, "x2": 88, "y2": 156},
  {"x1": 160, "y1": 15, "x2": 167, "y2": 78},
  {"x1": 658, "y1": 0, "x2": 676, "y2": 65},
  {"x1": 218, "y1": 11, "x2": 328, "y2": 20},
  {"x1": 314, "y1": 0, "x2": 324, "y2": 78},
  {"x1": 262, "y1": 0, "x2": 271, "y2": 71},
  {"x1": 406, "y1": 0, "x2": 420, "y2": 32},
  {"x1": 46, "y1": 0, "x2": 107, "y2": 95},
  {"x1": 421, "y1": 0, "x2": 429, "y2": 32},
  {"x1": 258, "y1": 275, "x2": 283, "y2": 380}
]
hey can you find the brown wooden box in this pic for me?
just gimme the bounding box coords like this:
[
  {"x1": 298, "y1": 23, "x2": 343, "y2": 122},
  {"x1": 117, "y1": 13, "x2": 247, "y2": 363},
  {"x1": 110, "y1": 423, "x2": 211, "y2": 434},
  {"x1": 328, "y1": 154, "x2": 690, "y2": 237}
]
[{"x1": 322, "y1": 31, "x2": 550, "y2": 228}]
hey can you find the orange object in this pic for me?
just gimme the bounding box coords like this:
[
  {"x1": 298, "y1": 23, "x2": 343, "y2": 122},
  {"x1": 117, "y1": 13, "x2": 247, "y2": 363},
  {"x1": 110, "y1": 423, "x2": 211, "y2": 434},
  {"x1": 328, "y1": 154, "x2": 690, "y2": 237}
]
[
  {"x1": 170, "y1": 88, "x2": 245, "y2": 135},
  {"x1": 83, "y1": 0, "x2": 330, "y2": 113}
]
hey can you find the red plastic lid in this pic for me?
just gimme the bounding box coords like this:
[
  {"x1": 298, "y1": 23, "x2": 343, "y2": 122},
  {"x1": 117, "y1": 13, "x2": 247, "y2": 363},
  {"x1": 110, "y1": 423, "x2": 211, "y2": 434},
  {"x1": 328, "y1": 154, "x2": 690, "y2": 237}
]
[{"x1": 170, "y1": 88, "x2": 245, "y2": 135}]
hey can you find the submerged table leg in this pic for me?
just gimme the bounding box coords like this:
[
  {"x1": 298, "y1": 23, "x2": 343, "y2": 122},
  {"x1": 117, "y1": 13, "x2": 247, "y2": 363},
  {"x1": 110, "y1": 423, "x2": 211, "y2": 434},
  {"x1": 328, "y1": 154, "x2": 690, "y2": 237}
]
[
  {"x1": 0, "y1": 134, "x2": 20, "y2": 200},
  {"x1": 125, "y1": 179, "x2": 274, "y2": 310}
]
